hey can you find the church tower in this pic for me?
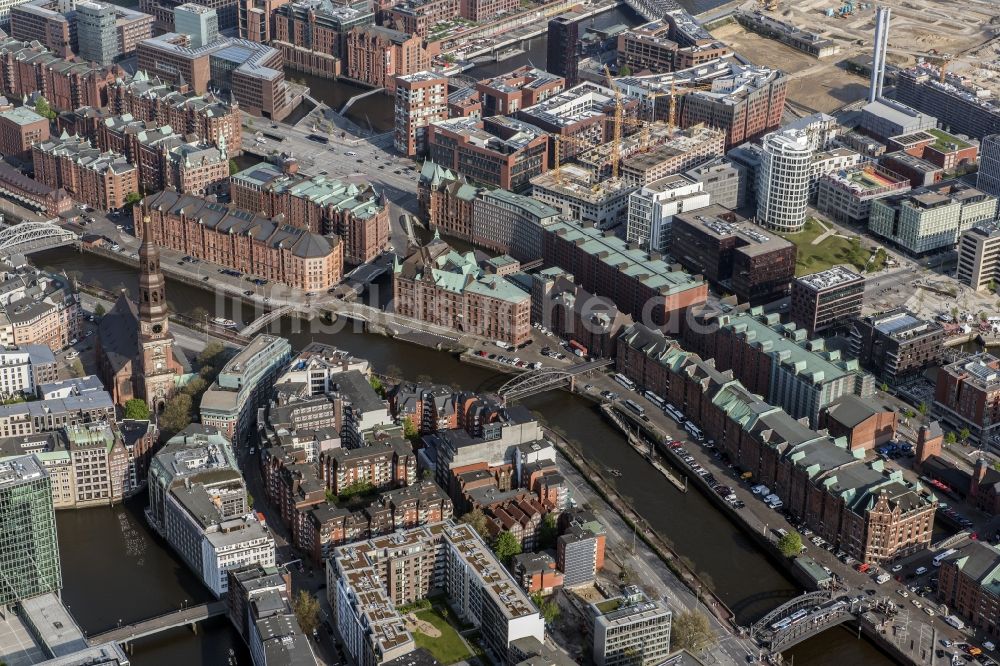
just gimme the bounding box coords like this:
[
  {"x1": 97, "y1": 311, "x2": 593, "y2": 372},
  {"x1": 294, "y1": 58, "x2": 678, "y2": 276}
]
[{"x1": 137, "y1": 216, "x2": 178, "y2": 408}]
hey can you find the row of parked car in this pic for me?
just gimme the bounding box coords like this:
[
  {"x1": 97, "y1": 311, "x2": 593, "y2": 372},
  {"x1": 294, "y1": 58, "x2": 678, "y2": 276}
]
[{"x1": 669, "y1": 441, "x2": 745, "y2": 509}]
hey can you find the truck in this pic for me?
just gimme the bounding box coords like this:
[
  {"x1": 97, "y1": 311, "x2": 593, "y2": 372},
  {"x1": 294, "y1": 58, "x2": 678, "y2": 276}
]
[
  {"x1": 945, "y1": 615, "x2": 965, "y2": 630},
  {"x1": 875, "y1": 572, "x2": 891, "y2": 584}
]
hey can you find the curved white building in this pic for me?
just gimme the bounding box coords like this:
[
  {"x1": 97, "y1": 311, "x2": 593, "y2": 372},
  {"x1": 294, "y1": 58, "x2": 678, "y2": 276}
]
[{"x1": 757, "y1": 129, "x2": 813, "y2": 232}]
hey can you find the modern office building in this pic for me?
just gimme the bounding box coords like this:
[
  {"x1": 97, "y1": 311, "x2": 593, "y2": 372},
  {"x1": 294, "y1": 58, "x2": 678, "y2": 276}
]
[
  {"x1": 895, "y1": 66, "x2": 1000, "y2": 140},
  {"x1": 869, "y1": 181, "x2": 997, "y2": 256},
  {"x1": 328, "y1": 521, "x2": 544, "y2": 666},
  {"x1": 858, "y1": 98, "x2": 936, "y2": 142},
  {"x1": 173, "y1": 2, "x2": 217, "y2": 47},
  {"x1": 542, "y1": 218, "x2": 708, "y2": 329},
  {"x1": 546, "y1": 10, "x2": 583, "y2": 86},
  {"x1": 0, "y1": 455, "x2": 61, "y2": 605},
  {"x1": 756, "y1": 128, "x2": 813, "y2": 232},
  {"x1": 394, "y1": 71, "x2": 448, "y2": 157},
  {"x1": 790, "y1": 267, "x2": 866, "y2": 336},
  {"x1": 393, "y1": 236, "x2": 531, "y2": 345},
  {"x1": 428, "y1": 116, "x2": 548, "y2": 191},
  {"x1": 683, "y1": 156, "x2": 747, "y2": 209},
  {"x1": 957, "y1": 220, "x2": 1000, "y2": 292},
  {"x1": 148, "y1": 425, "x2": 275, "y2": 597},
  {"x1": 0, "y1": 106, "x2": 50, "y2": 162},
  {"x1": 556, "y1": 509, "x2": 605, "y2": 587},
  {"x1": 76, "y1": 0, "x2": 118, "y2": 64},
  {"x1": 625, "y1": 174, "x2": 710, "y2": 252},
  {"x1": 475, "y1": 66, "x2": 564, "y2": 117},
  {"x1": 590, "y1": 588, "x2": 672, "y2": 666},
  {"x1": 934, "y1": 353, "x2": 1000, "y2": 445},
  {"x1": 815, "y1": 164, "x2": 911, "y2": 224},
  {"x1": 200, "y1": 335, "x2": 292, "y2": 448},
  {"x1": 848, "y1": 309, "x2": 945, "y2": 384},
  {"x1": 671, "y1": 205, "x2": 796, "y2": 305},
  {"x1": 471, "y1": 187, "x2": 560, "y2": 262},
  {"x1": 978, "y1": 135, "x2": 1000, "y2": 202}
]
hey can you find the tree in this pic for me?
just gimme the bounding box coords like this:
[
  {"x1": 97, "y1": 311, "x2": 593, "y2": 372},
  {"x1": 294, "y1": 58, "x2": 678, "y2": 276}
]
[
  {"x1": 671, "y1": 610, "x2": 713, "y2": 653},
  {"x1": 777, "y1": 530, "x2": 803, "y2": 558},
  {"x1": 229, "y1": 158, "x2": 240, "y2": 175},
  {"x1": 124, "y1": 192, "x2": 142, "y2": 206},
  {"x1": 69, "y1": 358, "x2": 84, "y2": 378},
  {"x1": 191, "y1": 306, "x2": 209, "y2": 325},
  {"x1": 197, "y1": 341, "x2": 226, "y2": 368},
  {"x1": 917, "y1": 402, "x2": 929, "y2": 417},
  {"x1": 460, "y1": 508, "x2": 489, "y2": 539},
  {"x1": 292, "y1": 590, "x2": 321, "y2": 637},
  {"x1": 160, "y1": 393, "x2": 193, "y2": 437},
  {"x1": 182, "y1": 376, "x2": 208, "y2": 398},
  {"x1": 93, "y1": 303, "x2": 106, "y2": 318},
  {"x1": 123, "y1": 398, "x2": 150, "y2": 421},
  {"x1": 619, "y1": 64, "x2": 632, "y2": 76},
  {"x1": 531, "y1": 592, "x2": 560, "y2": 624},
  {"x1": 402, "y1": 415, "x2": 419, "y2": 442},
  {"x1": 960, "y1": 427, "x2": 972, "y2": 443},
  {"x1": 879, "y1": 382, "x2": 889, "y2": 393},
  {"x1": 369, "y1": 374, "x2": 385, "y2": 397},
  {"x1": 538, "y1": 512, "x2": 559, "y2": 550},
  {"x1": 34, "y1": 97, "x2": 56, "y2": 120},
  {"x1": 945, "y1": 431, "x2": 958, "y2": 445},
  {"x1": 493, "y1": 530, "x2": 521, "y2": 564}
]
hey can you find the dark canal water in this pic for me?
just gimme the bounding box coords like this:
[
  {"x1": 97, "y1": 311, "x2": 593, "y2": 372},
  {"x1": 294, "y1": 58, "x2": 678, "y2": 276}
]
[{"x1": 36, "y1": 247, "x2": 894, "y2": 665}]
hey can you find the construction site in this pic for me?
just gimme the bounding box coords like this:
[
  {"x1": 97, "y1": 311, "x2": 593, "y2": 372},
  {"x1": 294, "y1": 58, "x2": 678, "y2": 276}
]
[{"x1": 707, "y1": 0, "x2": 1000, "y2": 115}]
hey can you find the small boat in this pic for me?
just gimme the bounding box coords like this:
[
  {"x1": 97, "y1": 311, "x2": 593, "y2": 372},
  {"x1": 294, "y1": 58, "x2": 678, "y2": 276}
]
[
  {"x1": 211, "y1": 317, "x2": 238, "y2": 328},
  {"x1": 607, "y1": 468, "x2": 622, "y2": 477}
]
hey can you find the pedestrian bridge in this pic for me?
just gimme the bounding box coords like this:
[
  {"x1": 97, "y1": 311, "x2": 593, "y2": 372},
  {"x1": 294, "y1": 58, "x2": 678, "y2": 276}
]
[
  {"x1": 87, "y1": 600, "x2": 227, "y2": 645},
  {"x1": 240, "y1": 305, "x2": 295, "y2": 336},
  {"x1": 497, "y1": 359, "x2": 614, "y2": 402},
  {"x1": 747, "y1": 591, "x2": 861, "y2": 653},
  {"x1": 0, "y1": 220, "x2": 77, "y2": 256}
]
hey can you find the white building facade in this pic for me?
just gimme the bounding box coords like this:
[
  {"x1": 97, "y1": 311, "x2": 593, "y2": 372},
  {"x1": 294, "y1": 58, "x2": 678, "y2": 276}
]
[{"x1": 756, "y1": 129, "x2": 813, "y2": 232}]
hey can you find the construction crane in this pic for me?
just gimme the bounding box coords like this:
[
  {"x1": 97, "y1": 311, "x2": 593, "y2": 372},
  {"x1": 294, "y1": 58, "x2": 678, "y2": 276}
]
[
  {"x1": 552, "y1": 133, "x2": 602, "y2": 185},
  {"x1": 604, "y1": 65, "x2": 624, "y2": 180},
  {"x1": 667, "y1": 80, "x2": 715, "y2": 130}
]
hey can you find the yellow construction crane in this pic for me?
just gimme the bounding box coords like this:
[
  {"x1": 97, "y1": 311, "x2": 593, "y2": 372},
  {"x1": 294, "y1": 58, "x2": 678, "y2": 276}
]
[
  {"x1": 604, "y1": 65, "x2": 624, "y2": 180},
  {"x1": 667, "y1": 80, "x2": 715, "y2": 130},
  {"x1": 552, "y1": 133, "x2": 601, "y2": 185}
]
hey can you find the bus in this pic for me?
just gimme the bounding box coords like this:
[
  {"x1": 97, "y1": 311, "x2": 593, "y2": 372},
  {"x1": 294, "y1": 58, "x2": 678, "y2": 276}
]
[
  {"x1": 614, "y1": 373, "x2": 636, "y2": 391},
  {"x1": 643, "y1": 390, "x2": 666, "y2": 410},
  {"x1": 664, "y1": 404, "x2": 684, "y2": 423},
  {"x1": 307, "y1": 133, "x2": 330, "y2": 144},
  {"x1": 684, "y1": 422, "x2": 703, "y2": 441},
  {"x1": 933, "y1": 548, "x2": 957, "y2": 567},
  {"x1": 623, "y1": 399, "x2": 646, "y2": 419},
  {"x1": 260, "y1": 130, "x2": 285, "y2": 142}
]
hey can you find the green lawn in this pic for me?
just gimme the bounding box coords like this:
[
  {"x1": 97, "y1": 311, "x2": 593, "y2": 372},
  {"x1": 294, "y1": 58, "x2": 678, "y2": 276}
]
[
  {"x1": 777, "y1": 218, "x2": 871, "y2": 276},
  {"x1": 411, "y1": 608, "x2": 472, "y2": 665}
]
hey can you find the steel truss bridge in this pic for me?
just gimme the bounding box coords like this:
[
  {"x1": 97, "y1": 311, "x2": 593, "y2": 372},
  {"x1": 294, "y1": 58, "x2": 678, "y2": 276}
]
[
  {"x1": 0, "y1": 220, "x2": 77, "y2": 256},
  {"x1": 747, "y1": 591, "x2": 865, "y2": 653},
  {"x1": 497, "y1": 359, "x2": 613, "y2": 402}
]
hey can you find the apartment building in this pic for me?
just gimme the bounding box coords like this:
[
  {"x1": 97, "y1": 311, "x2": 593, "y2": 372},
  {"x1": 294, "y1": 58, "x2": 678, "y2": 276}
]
[
  {"x1": 869, "y1": 181, "x2": 997, "y2": 256},
  {"x1": 619, "y1": 124, "x2": 725, "y2": 186},
  {"x1": 887, "y1": 128, "x2": 979, "y2": 171},
  {"x1": 32, "y1": 135, "x2": 137, "y2": 211},
  {"x1": 200, "y1": 335, "x2": 292, "y2": 447},
  {"x1": 231, "y1": 162, "x2": 389, "y2": 264},
  {"x1": 0, "y1": 345, "x2": 57, "y2": 398},
  {"x1": 619, "y1": 322, "x2": 936, "y2": 564},
  {"x1": 935, "y1": 353, "x2": 1000, "y2": 445},
  {"x1": 529, "y1": 165, "x2": 634, "y2": 231},
  {"x1": 546, "y1": 11, "x2": 583, "y2": 86},
  {"x1": 756, "y1": 128, "x2": 812, "y2": 232},
  {"x1": 0, "y1": 37, "x2": 123, "y2": 113},
  {"x1": 344, "y1": 25, "x2": 438, "y2": 93},
  {"x1": 816, "y1": 164, "x2": 911, "y2": 224},
  {"x1": 147, "y1": 425, "x2": 275, "y2": 597},
  {"x1": 0, "y1": 107, "x2": 49, "y2": 161},
  {"x1": 137, "y1": 33, "x2": 292, "y2": 120},
  {"x1": 848, "y1": 309, "x2": 945, "y2": 384},
  {"x1": 328, "y1": 522, "x2": 544, "y2": 666},
  {"x1": 790, "y1": 267, "x2": 865, "y2": 336},
  {"x1": 138, "y1": 189, "x2": 345, "y2": 291},
  {"x1": 556, "y1": 508, "x2": 605, "y2": 587},
  {"x1": 624, "y1": 174, "x2": 710, "y2": 253},
  {"x1": 0, "y1": 383, "x2": 114, "y2": 439},
  {"x1": 895, "y1": 66, "x2": 1000, "y2": 140},
  {"x1": 394, "y1": 71, "x2": 448, "y2": 157},
  {"x1": 458, "y1": 0, "x2": 516, "y2": 21},
  {"x1": 393, "y1": 237, "x2": 531, "y2": 345},
  {"x1": 271, "y1": 0, "x2": 373, "y2": 77},
  {"x1": 959, "y1": 220, "x2": 1000, "y2": 292},
  {"x1": 273, "y1": 342, "x2": 370, "y2": 397},
  {"x1": 475, "y1": 66, "x2": 564, "y2": 117},
  {"x1": 318, "y1": 436, "x2": 415, "y2": 496},
  {"x1": 590, "y1": 589, "x2": 672, "y2": 666},
  {"x1": 428, "y1": 116, "x2": 548, "y2": 191},
  {"x1": 671, "y1": 205, "x2": 796, "y2": 305},
  {"x1": 0, "y1": 272, "x2": 82, "y2": 351},
  {"x1": 541, "y1": 218, "x2": 707, "y2": 329},
  {"x1": 684, "y1": 306, "x2": 873, "y2": 427},
  {"x1": 617, "y1": 20, "x2": 731, "y2": 75},
  {"x1": 385, "y1": 0, "x2": 455, "y2": 37}
]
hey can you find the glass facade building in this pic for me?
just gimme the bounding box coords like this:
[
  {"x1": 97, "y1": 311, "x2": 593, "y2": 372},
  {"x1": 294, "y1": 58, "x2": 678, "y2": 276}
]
[{"x1": 0, "y1": 455, "x2": 61, "y2": 606}]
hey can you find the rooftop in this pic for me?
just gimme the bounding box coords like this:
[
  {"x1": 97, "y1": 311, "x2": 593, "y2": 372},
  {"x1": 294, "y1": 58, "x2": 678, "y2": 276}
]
[
  {"x1": 0, "y1": 454, "x2": 45, "y2": 489},
  {"x1": 0, "y1": 106, "x2": 46, "y2": 126},
  {"x1": 796, "y1": 266, "x2": 864, "y2": 292}
]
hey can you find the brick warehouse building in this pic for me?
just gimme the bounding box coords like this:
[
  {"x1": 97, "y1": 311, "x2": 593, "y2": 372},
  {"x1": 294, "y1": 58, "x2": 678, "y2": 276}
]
[
  {"x1": 934, "y1": 353, "x2": 1000, "y2": 445},
  {"x1": 137, "y1": 189, "x2": 344, "y2": 291},
  {"x1": 230, "y1": 162, "x2": 389, "y2": 265},
  {"x1": 33, "y1": 135, "x2": 138, "y2": 211},
  {"x1": 343, "y1": 25, "x2": 438, "y2": 93},
  {"x1": 617, "y1": 323, "x2": 936, "y2": 565}
]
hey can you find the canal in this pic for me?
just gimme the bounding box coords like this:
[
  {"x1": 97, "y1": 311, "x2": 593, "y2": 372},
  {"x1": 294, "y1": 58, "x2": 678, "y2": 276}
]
[{"x1": 37, "y1": 247, "x2": 894, "y2": 665}]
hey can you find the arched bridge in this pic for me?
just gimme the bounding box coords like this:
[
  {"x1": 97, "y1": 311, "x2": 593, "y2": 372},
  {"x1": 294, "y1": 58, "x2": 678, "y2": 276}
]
[
  {"x1": 0, "y1": 220, "x2": 77, "y2": 256},
  {"x1": 748, "y1": 591, "x2": 864, "y2": 653},
  {"x1": 497, "y1": 358, "x2": 613, "y2": 402},
  {"x1": 240, "y1": 304, "x2": 295, "y2": 336}
]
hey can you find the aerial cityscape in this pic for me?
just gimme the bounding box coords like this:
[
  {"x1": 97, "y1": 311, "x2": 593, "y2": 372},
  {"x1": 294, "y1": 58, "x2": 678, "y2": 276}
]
[{"x1": 0, "y1": 0, "x2": 997, "y2": 663}]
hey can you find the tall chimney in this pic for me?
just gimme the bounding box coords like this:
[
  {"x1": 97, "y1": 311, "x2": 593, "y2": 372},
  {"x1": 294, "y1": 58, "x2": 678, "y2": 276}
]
[{"x1": 869, "y1": 7, "x2": 891, "y2": 103}]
